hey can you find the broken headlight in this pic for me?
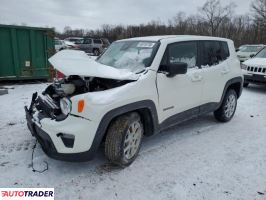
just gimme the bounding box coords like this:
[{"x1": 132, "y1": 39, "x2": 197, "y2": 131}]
[{"x1": 60, "y1": 97, "x2": 72, "y2": 115}]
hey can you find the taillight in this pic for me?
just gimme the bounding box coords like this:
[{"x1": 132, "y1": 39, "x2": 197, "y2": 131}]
[{"x1": 56, "y1": 71, "x2": 65, "y2": 79}]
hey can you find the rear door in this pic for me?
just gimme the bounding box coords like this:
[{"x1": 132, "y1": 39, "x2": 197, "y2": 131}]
[{"x1": 199, "y1": 41, "x2": 231, "y2": 105}]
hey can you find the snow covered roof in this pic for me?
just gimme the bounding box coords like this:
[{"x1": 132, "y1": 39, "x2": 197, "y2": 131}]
[{"x1": 119, "y1": 35, "x2": 231, "y2": 43}]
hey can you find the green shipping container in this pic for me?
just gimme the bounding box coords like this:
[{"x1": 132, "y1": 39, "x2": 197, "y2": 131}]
[{"x1": 0, "y1": 24, "x2": 55, "y2": 80}]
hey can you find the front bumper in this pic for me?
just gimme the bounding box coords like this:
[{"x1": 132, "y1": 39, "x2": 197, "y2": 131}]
[
  {"x1": 244, "y1": 74, "x2": 266, "y2": 85},
  {"x1": 25, "y1": 106, "x2": 99, "y2": 162}
]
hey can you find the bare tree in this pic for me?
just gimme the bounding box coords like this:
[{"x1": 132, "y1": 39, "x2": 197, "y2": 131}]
[
  {"x1": 251, "y1": 0, "x2": 266, "y2": 28},
  {"x1": 54, "y1": 0, "x2": 266, "y2": 46},
  {"x1": 199, "y1": 0, "x2": 235, "y2": 36}
]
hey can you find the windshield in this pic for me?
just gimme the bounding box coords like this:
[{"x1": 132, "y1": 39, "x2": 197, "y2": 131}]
[
  {"x1": 240, "y1": 45, "x2": 262, "y2": 53},
  {"x1": 255, "y1": 48, "x2": 266, "y2": 58},
  {"x1": 97, "y1": 41, "x2": 159, "y2": 73}
]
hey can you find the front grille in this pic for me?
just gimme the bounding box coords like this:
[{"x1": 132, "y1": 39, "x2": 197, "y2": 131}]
[{"x1": 247, "y1": 66, "x2": 266, "y2": 74}]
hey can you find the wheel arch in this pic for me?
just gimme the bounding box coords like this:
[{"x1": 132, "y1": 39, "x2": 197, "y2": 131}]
[
  {"x1": 227, "y1": 81, "x2": 242, "y2": 98},
  {"x1": 89, "y1": 100, "x2": 159, "y2": 156},
  {"x1": 220, "y1": 76, "x2": 243, "y2": 105}
]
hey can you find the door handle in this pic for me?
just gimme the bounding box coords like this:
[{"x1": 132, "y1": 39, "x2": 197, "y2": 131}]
[
  {"x1": 191, "y1": 74, "x2": 202, "y2": 82},
  {"x1": 221, "y1": 68, "x2": 230, "y2": 74}
]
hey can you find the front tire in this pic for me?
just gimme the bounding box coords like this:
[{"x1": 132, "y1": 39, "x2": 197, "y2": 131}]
[
  {"x1": 93, "y1": 49, "x2": 100, "y2": 56},
  {"x1": 105, "y1": 112, "x2": 143, "y2": 167},
  {"x1": 243, "y1": 82, "x2": 249, "y2": 88},
  {"x1": 214, "y1": 89, "x2": 237, "y2": 122}
]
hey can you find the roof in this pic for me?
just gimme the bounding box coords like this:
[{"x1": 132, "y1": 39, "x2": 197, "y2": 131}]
[
  {"x1": 0, "y1": 24, "x2": 53, "y2": 31},
  {"x1": 118, "y1": 35, "x2": 231, "y2": 42},
  {"x1": 242, "y1": 44, "x2": 265, "y2": 46}
]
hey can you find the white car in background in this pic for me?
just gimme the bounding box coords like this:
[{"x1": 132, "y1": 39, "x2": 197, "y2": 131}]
[
  {"x1": 241, "y1": 47, "x2": 266, "y2": 87},
  {"x1": 236, "y1": 45, "x2": 247, "y2": 52},
  {"x1": 55, "y1": 39, "x2": 67, "y2": 52},
  {"x1": 236, "y1": 44, "x2": 264, "y2": 62},
  {"x1": 64, "y1": 37, "x2": 83, "y2": 44},
  {"x1": 64, "y1": 41, "x2": 79, "y2": 50}
]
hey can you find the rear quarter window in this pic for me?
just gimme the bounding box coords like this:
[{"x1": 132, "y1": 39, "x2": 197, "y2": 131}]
[
  {"x1": 93, "y1": 39, "x2": 102, "y2": 44},
  {"x1": 201, "y1": 41, "x2": 230, "y2": 66},
  {"x1": 220, "y1": 41, "x2": 230, "y2": 60}
]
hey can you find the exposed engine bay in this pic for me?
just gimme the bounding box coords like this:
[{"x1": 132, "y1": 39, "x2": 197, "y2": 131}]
[
  {"x1": 44, "y1": 75, "x2": 132, "y2": 98},
  {"x1": 30, "y1": 76, "x2": 132, "y2": 121}
]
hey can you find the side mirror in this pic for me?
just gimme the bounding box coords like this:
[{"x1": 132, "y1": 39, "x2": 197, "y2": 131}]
[
  {"x1": 235, "y1": 48, "x2": 239, "y2": 52},
  {"x1": 160, "y1": 62, "x2": 188, "y2": 77},
  {"x1": 250, "y1": 54, "x2": 255, "y2": 58}
]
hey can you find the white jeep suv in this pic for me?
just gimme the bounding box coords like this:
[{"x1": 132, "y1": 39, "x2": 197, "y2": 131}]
[
  {"x1": 241, "y1": 47, "x2": 266, "y2": 87},
  {"x1": 25, "y1": 35, "x2": 243, "y2": 166}
]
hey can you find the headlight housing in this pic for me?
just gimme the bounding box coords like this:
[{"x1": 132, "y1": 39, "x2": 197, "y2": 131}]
[
  {"x1": 241, "y1": 63, "x2": 248, "y2": 70},
  {"x1": 60, "y1": 97, "x2": 72, "y2": 115}
]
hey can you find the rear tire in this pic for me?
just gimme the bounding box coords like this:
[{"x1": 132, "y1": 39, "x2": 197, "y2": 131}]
[
  {"x1": 93, "y1": 49, "x2": 100, "y2": 56},
  {"x1": 243, "y1": 82, "x2": 249, "y2": 88},
  {"x1": 214, "y1": 89, "x2": 237, "y2": 122},
  {"x1": 105, "y1": 112, "x2": 143, "y2": 167}
]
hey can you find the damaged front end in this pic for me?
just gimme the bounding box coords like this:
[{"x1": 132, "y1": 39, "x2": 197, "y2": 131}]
[
  {"x1": 24, "y1": 49, "x2": 141, "y2": 161},
  {"x1": 24, "y1": 75, "x2": 135, "y2": 161},
  {"x1": 26, "y1": 75, "x2": 133, "y2": 122},
  {"x1": 25, "y1": 49, "x2": 139, "y2": 122}
]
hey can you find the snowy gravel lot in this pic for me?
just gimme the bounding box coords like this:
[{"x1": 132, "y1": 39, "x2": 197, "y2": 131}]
[{"x1": 0, "y1": 83, "x2": 266, "y2": 200}]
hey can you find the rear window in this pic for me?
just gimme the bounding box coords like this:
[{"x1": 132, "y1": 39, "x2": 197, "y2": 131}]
[
  {"x1": 201, "y1": 41, "x2": 230, "y2": 66},
  {"x1": 93, "y1": 39, "x2": 102, "y2": 44},
  {"x1": 240, "y1": 45, "x2": 262, "y2": 53}
]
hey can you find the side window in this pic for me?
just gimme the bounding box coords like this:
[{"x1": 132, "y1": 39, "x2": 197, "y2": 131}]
[
  {"x1": 168, "y1": 42, "x2": 197, "y2": 68},
  {"x1": 202, "y1": 41, "x2": 221, "y2": 66},
  {"x1": 93, "y1": 39, "x2": 102, "y2": 44},
  {"x1": 83, "y1": 39, "x2": 92, "y2": 44},
  {"x1": 220, "y1": 42, "x2": 230, "y2": 60},
  {"x1": 202, "y1": 41, "x2": 229, "y2": 66}
]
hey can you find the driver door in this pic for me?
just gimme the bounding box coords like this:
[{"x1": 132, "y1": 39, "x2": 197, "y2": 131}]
[{"x1": 157, "y1": 41, "x2": 204, "y2": 123}]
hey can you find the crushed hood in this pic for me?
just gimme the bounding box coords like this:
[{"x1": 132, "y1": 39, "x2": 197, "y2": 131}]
[
  {"x1": 243, "y1": 58, "x2": 266, "y2": 67},
  {"x1": 48, "y1": 50, "x2": 139, "y2": 80}
]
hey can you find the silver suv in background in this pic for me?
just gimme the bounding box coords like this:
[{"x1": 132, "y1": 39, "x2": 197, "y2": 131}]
[{"x1": 77, "y1": 38, "x2": 110, "y2": 56}]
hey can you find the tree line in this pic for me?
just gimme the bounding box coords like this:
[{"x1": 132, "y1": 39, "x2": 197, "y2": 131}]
[{"x1": 56, "y1": 0, "x2": 266, "y2": 47}]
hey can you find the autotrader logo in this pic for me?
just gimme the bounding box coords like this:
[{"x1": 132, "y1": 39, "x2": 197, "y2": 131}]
[{"x1": 0, "y1": 188, "x2": 54, "y2": 199}]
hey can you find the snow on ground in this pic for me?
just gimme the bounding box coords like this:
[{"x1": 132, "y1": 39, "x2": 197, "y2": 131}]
[{"x1": 0, "y1": 83, "x2": 266, "y2": 200}]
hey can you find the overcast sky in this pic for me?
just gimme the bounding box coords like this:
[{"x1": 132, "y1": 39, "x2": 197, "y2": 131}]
[{"x1": 1, "y1": 0, "x2": 253, "y2": 32}]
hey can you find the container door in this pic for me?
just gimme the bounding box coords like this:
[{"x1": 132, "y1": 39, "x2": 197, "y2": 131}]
[{"x1": 0, "y1": 28, "x2": 16, "y2": 79}]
